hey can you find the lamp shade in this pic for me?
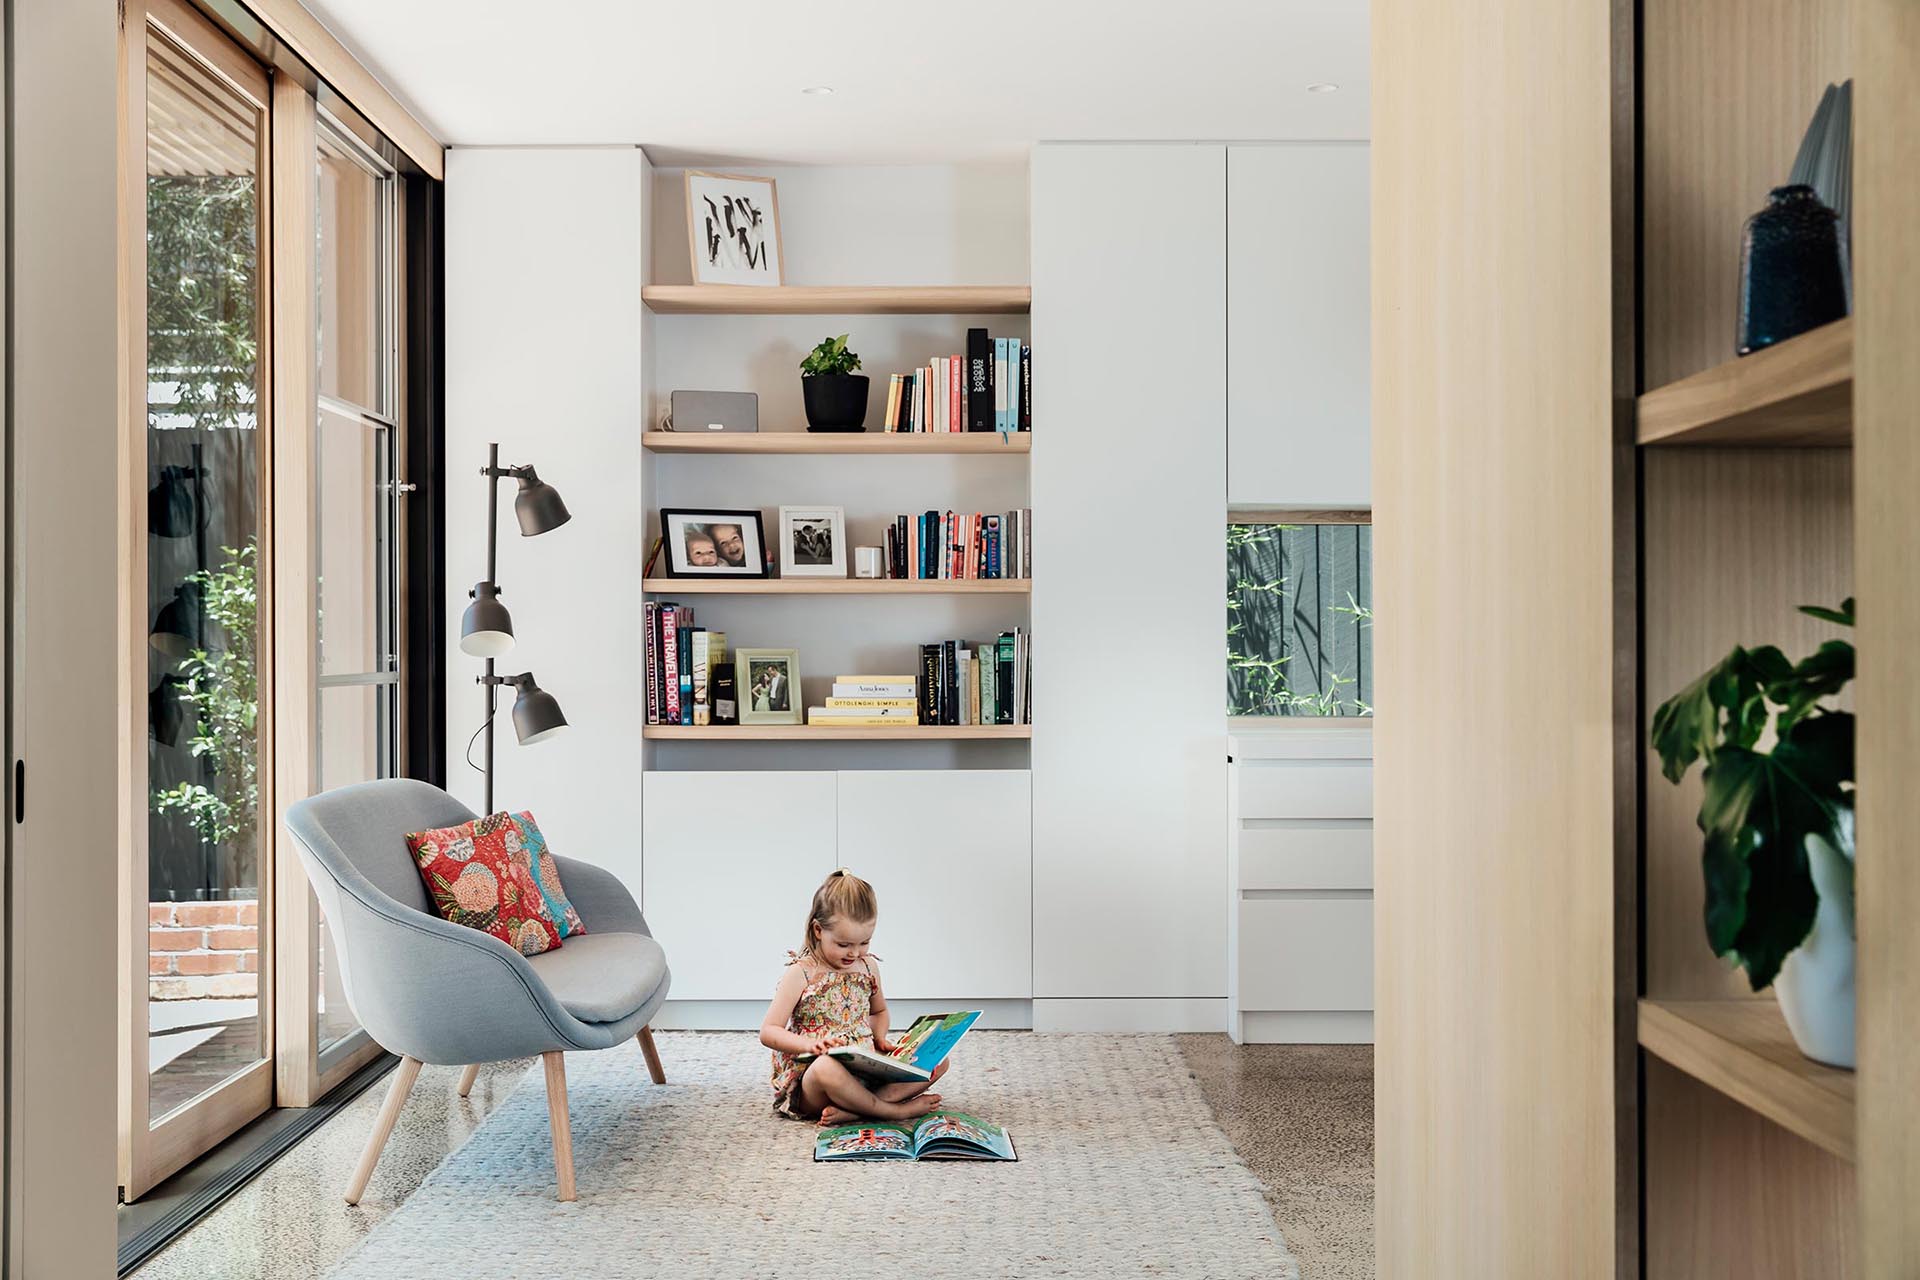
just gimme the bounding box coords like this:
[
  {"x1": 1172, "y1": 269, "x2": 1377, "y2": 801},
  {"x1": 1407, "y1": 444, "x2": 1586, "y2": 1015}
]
[
  {"x1": 513, "y1": 467, "x2": 571, "y2": 536},
  {"x1": 148, "y1": 464, "x2": 205, "y2": 539},
  {"x1": 150, "y1": 583, "x2": 204, "y2": 659},
  {"x1": 510, "y1": 674, "x2": 568, "y2": 745},
  {"x1": 459, "y1": 581, "x2": 515, "y2": 657}
]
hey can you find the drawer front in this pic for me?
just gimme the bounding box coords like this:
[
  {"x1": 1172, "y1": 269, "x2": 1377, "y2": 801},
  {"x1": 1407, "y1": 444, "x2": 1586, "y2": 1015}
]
[
  {"x1": 1236, "y1": 897, "x2": 1374, "y2": 1011},
  {"x1": 1236, "y1": 761, "x2": 1372, "y2": 820},
  {"x1": 1238, "y1": 823, "x2": 1373, "y2": 890}
]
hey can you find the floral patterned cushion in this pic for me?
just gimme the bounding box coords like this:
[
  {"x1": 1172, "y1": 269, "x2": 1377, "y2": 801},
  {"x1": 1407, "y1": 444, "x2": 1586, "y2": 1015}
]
[
  {"x1": 404, "y1": 812, "x2": 562, "y2": 957},
  {"x1": 509, "y1": 811, "x2": 586, "y2": 938}
]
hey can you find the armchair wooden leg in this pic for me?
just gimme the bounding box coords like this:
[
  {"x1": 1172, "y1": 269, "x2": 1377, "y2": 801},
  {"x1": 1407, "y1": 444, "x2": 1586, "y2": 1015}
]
[
  {"x1": 346, "y1": 1055, "x2": 421, "y2": 1205},
  {"x1": 636, "y1": 1024, "x2": 666, "y2": 1085},
  {"x1": 456, "y1": 1063, "x2": 481, "y2": 1098},
  {"x1": 542, "y1": 1051, "x2": 576, "y2": 1202}
]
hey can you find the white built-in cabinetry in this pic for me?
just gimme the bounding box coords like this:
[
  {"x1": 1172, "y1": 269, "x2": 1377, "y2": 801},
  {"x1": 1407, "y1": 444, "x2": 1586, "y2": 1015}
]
[
  {"x1": 1031, "y1": 144, "x2": 1229, "y2": 1029},
  {"x1": 1226, "y1": 143, "x2": 1371, "y2": 508},
  {"x1": 643, "y1": 770, "x2": 1032, "y2": 1008},
  {"x1": 1227, "y1": 728, "x2": 1375, "y2": 1043}
]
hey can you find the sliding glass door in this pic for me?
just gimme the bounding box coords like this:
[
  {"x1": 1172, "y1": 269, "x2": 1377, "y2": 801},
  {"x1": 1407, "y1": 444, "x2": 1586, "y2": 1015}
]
[{"x1": 122, "y1": 0, "x2": 274, "y2": 1197}]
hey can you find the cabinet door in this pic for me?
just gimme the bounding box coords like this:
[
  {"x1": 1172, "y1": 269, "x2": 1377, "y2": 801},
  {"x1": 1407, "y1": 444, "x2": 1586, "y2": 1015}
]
[
  {"x1": 1032, "y1": 143, "x2": 1229, "y2": 1003},
  {"x1": 1227, "y1": 143, "x2": 1370, "y2": 507},
  {"x1": 834, "y1": 771, "x2": 1032, "y2": 1000},
  {"x1": 642, "y1": 771, "x2": 835, "y2": 1000}
]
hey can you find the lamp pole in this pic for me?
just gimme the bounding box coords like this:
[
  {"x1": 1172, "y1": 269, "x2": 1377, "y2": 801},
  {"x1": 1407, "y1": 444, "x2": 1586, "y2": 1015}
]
[{"x1": 482, "y1": 442, "x2": 501, "y2": 812}]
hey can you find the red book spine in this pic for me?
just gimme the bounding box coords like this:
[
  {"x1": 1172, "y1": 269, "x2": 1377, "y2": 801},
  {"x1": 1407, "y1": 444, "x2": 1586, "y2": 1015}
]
[{"x1": 661, "y1": 605, "x2": 681, "y2": 724}]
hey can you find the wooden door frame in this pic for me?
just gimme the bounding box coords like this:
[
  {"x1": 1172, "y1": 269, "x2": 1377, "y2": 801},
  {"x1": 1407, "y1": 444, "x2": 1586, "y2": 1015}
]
[{"x1": 118, "y1": 0, "x2": 277, "y2": 1199}]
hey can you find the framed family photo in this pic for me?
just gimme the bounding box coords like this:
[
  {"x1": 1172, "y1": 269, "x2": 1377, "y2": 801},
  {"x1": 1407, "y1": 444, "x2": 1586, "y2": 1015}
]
[
  {"x1": 735, "y1": 648, "x2": 802, "y2": 725},
  {"x1": 778, "y1": 506, "x2": 847, "y2": 578},
  {"x1": 659, "y1": 509, "x2": 768, "y2": 578},
  {"x1": 685, "y1": 171, "x2": 784, "y2": 287}
]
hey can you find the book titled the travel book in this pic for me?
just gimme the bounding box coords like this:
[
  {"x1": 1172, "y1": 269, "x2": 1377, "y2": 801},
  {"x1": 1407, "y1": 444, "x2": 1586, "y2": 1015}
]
[
  {"x1": 799, "y1": 1009, "x2": 981, "y2": 1084},
  {"x1": 815, "y1": 1110, "x2": 1017, "y2": 1163}
]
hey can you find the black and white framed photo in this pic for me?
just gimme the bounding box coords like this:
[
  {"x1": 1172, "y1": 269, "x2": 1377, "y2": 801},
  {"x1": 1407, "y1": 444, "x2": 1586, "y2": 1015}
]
[
  {"x1": 778, "y1": 505, "x2": 847, "y2": 578},
  {"x1": 659, "y1": 508, "x2": 769, "y2": 578},
  {"x1": 735, "y1": 648, "x2": 802, "y2": 725},
  {"x1": 684, "y1": 171, "x2": 784, "y2": 287}
]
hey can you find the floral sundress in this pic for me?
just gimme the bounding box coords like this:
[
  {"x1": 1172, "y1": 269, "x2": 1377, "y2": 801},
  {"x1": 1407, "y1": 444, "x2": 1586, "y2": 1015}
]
[{"x1": 769, "y1": 952, "x2": 877, "y2": 1119}]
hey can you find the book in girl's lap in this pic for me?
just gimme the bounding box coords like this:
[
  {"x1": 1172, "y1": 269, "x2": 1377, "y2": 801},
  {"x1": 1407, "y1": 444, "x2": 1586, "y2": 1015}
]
[{"x1": 759, "y1": 869, "x2": 952, "y2": 1125}]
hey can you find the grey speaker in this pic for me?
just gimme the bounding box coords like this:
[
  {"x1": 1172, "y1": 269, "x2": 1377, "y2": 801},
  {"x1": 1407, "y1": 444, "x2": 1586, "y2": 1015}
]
[{"x1": 669, "y1": 390, "x2": 758, "y2": 433}]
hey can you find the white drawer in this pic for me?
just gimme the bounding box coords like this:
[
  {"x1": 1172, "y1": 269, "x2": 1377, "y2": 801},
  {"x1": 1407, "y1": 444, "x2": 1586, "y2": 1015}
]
[
  {"x1": 1236, "y1": 760, "x2": 1372, "y2": 819},
  {"x1": 1238, "y1": 823, "x2": 1373, "y2": 890},
  {"x1": 1236, "y1": 897, "x2": 1373, "y2": 1011}
]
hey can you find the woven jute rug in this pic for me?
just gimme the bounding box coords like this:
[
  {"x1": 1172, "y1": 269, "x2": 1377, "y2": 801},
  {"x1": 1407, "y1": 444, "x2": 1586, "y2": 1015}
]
[{"x1": 329, "y1": 1031, "x2": 1300, "y2": 1279}]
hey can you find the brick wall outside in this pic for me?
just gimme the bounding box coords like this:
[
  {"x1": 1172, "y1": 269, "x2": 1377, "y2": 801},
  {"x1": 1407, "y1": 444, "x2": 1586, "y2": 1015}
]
[{"x1": 149, "y1": 900, "x2": 258, "y2": 1000}]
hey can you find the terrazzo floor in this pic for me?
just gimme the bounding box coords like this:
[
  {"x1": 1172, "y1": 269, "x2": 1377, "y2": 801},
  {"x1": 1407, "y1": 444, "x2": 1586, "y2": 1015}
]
[{"x1": 128, "y1": 1034, "x2": 1374, "y2": 1279}]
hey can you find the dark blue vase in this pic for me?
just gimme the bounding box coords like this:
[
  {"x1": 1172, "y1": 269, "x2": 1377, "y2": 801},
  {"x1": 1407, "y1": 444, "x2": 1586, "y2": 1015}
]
[{"x1": 1737, "y1": 184, "x2": 1847, "y2": 356}]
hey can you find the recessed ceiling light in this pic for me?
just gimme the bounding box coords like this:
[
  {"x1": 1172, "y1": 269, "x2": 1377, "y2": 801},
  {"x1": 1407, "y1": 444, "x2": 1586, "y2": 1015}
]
[
  {"x1": 801, "y1": 86, "x2": 835, "y2": 96},
  {"x1": 1306, "y1": 82, "x2": 1340, "y2": 94}
]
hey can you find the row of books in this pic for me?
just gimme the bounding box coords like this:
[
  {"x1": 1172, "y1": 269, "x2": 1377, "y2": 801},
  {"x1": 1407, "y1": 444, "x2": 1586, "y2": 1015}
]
[
  {"x1": 882, "y1": 329, "x2": 1031, "y2": 433},
  {"x1": 917, "y1": 631, "x2": 1031, "y2": 726},
  {"x1": 645, "y1": 602, "x2": 734, "y2": 726},
  {"x1": 884, "y1": 509, "x2": 1031, "y2": 580}
]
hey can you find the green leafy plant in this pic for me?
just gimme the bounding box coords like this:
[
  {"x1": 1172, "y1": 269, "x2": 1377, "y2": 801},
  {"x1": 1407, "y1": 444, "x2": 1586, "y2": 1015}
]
[
  {"x1": 152, "y1": 541, "x2": 259, "y2": 850},
  {"x1": 1649, "y1": 600, "x2": 1856, "y2": 991},
  {"x1": 799, "y1": 334, "x2": 861, "y2": 377},
  {"x1": 1227, "y1": 523, "x2": 1372, "y2": 716}
]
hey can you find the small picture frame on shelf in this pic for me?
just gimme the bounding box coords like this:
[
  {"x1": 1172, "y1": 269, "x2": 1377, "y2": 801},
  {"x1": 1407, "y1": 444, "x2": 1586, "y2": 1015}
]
[
  {"x1": 659, "y1": 508, "x2": 769, "y2": 578},
  {"x1": 735, "y1": 648, "x2": 802, "y2": 724},
  {"x1": 778, "y1": 506, "x2": 847, "y2": 578},
  {"x1": 685, "y1": 171, "x2": 784, "y2": 287}
]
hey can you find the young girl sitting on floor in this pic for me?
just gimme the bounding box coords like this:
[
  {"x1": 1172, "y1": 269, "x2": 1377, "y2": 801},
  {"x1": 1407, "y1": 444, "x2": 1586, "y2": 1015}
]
[{"x1": 760, "y1": 869, "x2": 950, "y2": 1125}]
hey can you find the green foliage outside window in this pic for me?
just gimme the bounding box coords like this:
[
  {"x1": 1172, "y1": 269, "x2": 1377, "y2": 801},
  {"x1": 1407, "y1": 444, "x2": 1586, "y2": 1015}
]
[
  {"x1": 1228, "y1": 523, "x2": 1372, "y2": 716},
  {"x1": 152, "y1": 541, "x2": 259, "y2": 850}
]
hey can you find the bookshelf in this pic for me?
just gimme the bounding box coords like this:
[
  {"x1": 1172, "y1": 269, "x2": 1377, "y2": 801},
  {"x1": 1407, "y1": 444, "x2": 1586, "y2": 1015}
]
[
  {"x1": 642, "y1": 431, "x2": 1030, "y2": 456},
  {"x1": 641, "y1": 284, "x2": 1030, "y2": 316},
  {"x1": 644, "y1": 281, "x2": 1032, "y2": 757},
  {"x1": 643, "y1": 724, "x2": 1030, "y2": 742}
]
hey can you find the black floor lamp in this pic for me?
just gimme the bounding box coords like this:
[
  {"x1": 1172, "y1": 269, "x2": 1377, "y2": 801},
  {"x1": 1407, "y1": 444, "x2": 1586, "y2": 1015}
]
[{"x1": 461, "y1": 442, "x2": 571, "y2": 813}]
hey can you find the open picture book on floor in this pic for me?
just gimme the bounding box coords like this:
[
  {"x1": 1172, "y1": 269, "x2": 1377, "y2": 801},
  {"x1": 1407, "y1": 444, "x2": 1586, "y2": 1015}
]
[{"x1": 815, "y1": 1111, "x2": 1017, "y2": 1162}]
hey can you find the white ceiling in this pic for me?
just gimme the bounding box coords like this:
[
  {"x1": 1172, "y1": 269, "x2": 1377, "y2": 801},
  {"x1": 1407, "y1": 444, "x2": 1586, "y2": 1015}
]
[{"x1": 305, "y1": 0, "x2": 1369, "y2": 164}]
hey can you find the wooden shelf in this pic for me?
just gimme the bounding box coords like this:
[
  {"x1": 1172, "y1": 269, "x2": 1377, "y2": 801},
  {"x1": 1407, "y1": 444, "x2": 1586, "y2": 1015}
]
[
  {"x1": 1638, "y1": 998, "x2": 1856, "y2": 1161},
  {"x1": 641, "y1": 284, "x2": 1031, "y2": 316},
  {"x1": 1637, "y1": 318, "x2": 1852, "y2": 447},
  {"x1": 643, "y1": 578, "x2": 1028, "y2": 596},
  {"x1": 643, "y1": 724, "x2": 1031, "y2": 741},
  {"x1": 642, "y1": 431, "x2": 1030, "y2": 455}
]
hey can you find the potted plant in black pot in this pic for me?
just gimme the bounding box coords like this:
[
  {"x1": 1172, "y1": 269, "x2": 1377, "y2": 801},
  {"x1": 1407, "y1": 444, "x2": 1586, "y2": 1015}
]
[
  {"x1": 1650, "y1": 599, "x2": 1856, "y2": 1067},
  {"x1": 799, "y1": 334, "x2": 868, "y2": 432}
]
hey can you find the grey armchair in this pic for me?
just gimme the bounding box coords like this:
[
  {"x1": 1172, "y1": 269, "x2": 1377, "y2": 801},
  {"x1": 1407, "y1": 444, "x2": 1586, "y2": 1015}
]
[{"x1": 283, "y1": 778, "x2": 670, "y2": 1203}]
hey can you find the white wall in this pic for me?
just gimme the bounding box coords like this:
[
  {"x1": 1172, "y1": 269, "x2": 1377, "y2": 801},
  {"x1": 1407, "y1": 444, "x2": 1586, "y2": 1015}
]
[
  {"x1": 1030, "y1": 144, "x2": 1229, "y2": 1028},
  {"x1": 444, "y1": 147, "x2": 650, "y2": 898},
  {"x1": 8, "y1": 0, "x2": 120, "y2": 1269}
]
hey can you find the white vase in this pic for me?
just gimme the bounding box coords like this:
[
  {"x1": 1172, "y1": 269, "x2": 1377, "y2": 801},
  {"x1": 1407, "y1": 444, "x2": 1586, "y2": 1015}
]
[{"x1": 1772, "y1": 832, "x2": 1856, "y2": 1069}]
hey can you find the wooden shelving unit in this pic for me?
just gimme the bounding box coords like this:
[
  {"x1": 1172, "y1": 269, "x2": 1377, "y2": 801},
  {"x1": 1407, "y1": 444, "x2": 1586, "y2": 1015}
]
[
  {"x1": 1638, "y1": 998, "x2": 1856, "y2": 1163},
  {"x1": 642, "y1": 431, "x2": 1029, "y2": 455},
  {"x1": 643, "y1": 578, "x2": 1028, "y2": 596},
  {"x1": 643, "y1": 724, "x2": 1031, "y2": 742},
  {"x1": 641, "y1": 284, "x2": 1030, "y2": 316},
  {"x1": 1636, "y1": 318, "x2": 1853, "y2": 448}
]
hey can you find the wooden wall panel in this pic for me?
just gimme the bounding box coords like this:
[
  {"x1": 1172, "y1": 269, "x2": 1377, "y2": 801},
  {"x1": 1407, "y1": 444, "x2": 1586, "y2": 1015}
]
[
  {"x1": 1373, "y1": 1, "x2": 1622, "y2": 1274},
  {"x1": 1851, "y1": 0, "x2": 1920, "y2": 1268},
  {"x1": 1644, "y1": 1059, "x2": 1859, "y2": 1278},
  {"x1": 1641, "y1": 0, "x2": 1852, "y2": 389},
  {"x1": 1642, "y1": 450, "x2": 1853, "y2": 1001}
]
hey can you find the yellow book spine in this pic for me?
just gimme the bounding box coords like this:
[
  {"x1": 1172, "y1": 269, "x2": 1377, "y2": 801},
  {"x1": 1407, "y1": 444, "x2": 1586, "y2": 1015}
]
[{"x1": 806, "y1": 715, "x2": 906, "y2": 726}]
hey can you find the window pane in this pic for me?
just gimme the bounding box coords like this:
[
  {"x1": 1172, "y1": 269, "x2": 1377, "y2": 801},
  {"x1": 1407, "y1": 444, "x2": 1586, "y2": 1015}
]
[
  {"x1": 316, "y1": 127, "x2": 387, "y2": 413},
  {"x1": 1227, "y1": 523, "x2": 1373, "y2": 717},
  {"x1": 316, "y1": 403, "x2": 392, "y2": 677},
  {"x1": 145, "y1": 27, "x2": 268, "y2": 1121}
]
